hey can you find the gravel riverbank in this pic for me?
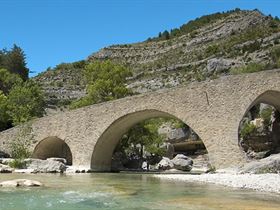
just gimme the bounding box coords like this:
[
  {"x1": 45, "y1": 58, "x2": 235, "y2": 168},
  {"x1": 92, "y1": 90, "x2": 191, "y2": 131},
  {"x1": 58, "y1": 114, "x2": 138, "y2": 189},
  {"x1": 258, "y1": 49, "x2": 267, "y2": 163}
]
[{"x1": 154, "y1": 173, "x2": 280, "y2": 194}]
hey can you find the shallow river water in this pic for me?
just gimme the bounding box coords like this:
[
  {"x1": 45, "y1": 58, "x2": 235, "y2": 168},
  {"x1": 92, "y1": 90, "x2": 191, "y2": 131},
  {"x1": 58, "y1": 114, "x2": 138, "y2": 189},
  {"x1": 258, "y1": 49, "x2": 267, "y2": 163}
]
[{"x1": 0, "y1": 173, "x2": 279, "y2": 210}]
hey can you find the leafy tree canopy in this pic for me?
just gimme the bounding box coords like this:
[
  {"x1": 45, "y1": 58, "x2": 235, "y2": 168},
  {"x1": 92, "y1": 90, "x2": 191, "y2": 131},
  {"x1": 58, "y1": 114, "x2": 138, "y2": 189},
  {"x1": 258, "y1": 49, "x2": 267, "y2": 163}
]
[
  {"x1": 70, "y1": 60, "x2": 132, "y2": 109},
  {"x1": 0, "y1": 90, "x2": 10, "y2": 130},
  {"x1": 0, "y1": 68, "x2": 23, "y2": 94},
  {"x1": 7, "y1": 80, "x2": 45, "y2": 125},
  {"x1": 0, "y1": 44, "x2": 29, "y2": 80},
  {"x1": 115, "y1": 118, "x2": 168, "y2": 160}
]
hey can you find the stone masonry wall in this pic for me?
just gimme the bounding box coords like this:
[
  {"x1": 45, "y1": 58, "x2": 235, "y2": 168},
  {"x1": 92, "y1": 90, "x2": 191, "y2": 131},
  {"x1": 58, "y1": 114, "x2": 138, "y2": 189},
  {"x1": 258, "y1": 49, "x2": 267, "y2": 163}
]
[{"x1": 1, "y1": 69, "x2": 280, "y2": 170}]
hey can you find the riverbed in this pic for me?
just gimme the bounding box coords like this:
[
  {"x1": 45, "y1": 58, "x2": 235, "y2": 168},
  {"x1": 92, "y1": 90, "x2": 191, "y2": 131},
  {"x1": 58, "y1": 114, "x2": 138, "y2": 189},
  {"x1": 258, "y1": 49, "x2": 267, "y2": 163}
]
[{"x1": 0, "y1": 173, "x2": 279, "y2": 210}]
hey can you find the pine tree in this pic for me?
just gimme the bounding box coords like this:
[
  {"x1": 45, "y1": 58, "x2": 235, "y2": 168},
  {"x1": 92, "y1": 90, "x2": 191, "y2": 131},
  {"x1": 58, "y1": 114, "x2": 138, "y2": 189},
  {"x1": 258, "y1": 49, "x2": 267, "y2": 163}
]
[{"x1": 0, "y1": 45, "x2": 29, "y2": 80}]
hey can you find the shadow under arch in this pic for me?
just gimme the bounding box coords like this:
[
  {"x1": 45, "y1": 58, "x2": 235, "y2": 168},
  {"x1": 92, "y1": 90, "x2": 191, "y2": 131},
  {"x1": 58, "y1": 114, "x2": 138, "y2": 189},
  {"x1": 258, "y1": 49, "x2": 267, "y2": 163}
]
[
  {"x1": 32, "y1": 136, "x2": 73, "y2": 165},
  {"x1": 238, "y1": 90, "x2": 280, "y2": 155},
  {"x1": 91, "y1": 109, "x2": 207, "y2": 171}
]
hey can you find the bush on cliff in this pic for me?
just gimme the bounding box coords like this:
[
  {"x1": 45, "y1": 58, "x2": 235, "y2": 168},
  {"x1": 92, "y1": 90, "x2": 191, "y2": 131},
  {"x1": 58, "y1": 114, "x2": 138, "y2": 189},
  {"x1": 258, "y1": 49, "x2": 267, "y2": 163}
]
[{"x1": 70, "y1": 61, "x2": 132, "y2": 109}]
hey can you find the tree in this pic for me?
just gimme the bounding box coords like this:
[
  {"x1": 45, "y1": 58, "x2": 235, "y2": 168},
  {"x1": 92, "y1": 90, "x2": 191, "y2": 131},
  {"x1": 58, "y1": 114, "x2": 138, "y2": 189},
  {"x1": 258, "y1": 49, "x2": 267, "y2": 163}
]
[
  {"x1": 116, "y1": 119, "x2": 166, "y2": 161},
  {"x1": 7, "y1": 81, "x2": 45, "y2": 125},
  {"x1": 0, "y1": 90, "x2": 10, "y2": 131},
  {"x1": 0, "y1": 68, "x2": 23, "y2": 94},
  {"x1": 70, "y1": 61, "x2": 132, "y2": 109},
  {"x1": 162, "y1": 30, "x2": 170, "y2": 40},
  {"x1": 0, "y1": 45, "x2": 29, "y2": 80}
]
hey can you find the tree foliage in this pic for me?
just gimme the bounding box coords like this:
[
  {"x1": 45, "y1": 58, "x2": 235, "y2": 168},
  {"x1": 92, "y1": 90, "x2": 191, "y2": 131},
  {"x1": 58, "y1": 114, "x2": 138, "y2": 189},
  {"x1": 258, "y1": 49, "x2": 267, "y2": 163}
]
[
  {"x1": 8, "y1": 123, "x2": 33, "y2": 168},
  {"x1": 240, "y1": 122, "x2": 257, "y2": 139},
  {"x1": 0, "y1": 90, "x2": 10, "y2": 130},
  {"x1": 0, "y1": 45, "x2": 29, "y2": 80},
  {"x1": 0, "y1": 68, "x2": 22, "y2": 94},
  {"x1": 152, "y1": 8, "x2": 241, "y2": 41},
  {"x1": 115, "y1": 118, "x2": 168, "y2": 161},
  {"x1": 7, "y1": 80, "x2": 45, "y2": 125},
  {"x1": 0, "y1": 69, "x2": 45, "y2": 130},
  {"x1": 70, "y1": 61, "x2": 132, "y2": 109}
]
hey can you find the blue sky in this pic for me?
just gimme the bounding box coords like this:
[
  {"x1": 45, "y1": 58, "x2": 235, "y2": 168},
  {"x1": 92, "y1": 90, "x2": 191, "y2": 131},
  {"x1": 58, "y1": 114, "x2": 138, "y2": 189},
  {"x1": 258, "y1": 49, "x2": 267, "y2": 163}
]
[{"x1": 1, "y1": 0, "x2": 280, "y2": 77}]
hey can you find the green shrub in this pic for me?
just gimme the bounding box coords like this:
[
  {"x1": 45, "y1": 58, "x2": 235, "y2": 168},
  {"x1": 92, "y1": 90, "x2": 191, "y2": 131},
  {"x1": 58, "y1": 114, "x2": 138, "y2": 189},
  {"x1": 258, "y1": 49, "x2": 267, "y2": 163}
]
[
  {"x1": 269, "y1": 19, "x2": 279, "y2": 29},
  {"x1": 273, "y1": 39, "x2": 279, "y2": 45},
  {"x1": 190, "y1": 31, "x2": 198, "y2": 38},
  {"x1": 270, "y1": 47, "x2": 280, "y2": 68},
  {"x1": 240, "y1": 122, "x2": 257, "y2": 139},
  {"x1": 9, "y1": 123, "x2": 33, "y2": 159},
  {"x1": 230, "y1": 63, "x2": 265, "y2": 74},
  {"x1": 242, "y1": 41, "x2": 261, "y2": 53},
  {"x1": 260, "y1": 107, "x2": 273, "y2": 127},
  {"x1": 8, "y1": 159, "x2": 27, "y2": 169},
  {"x1": 205, "y1": 44, "x2": 220, "y2": 56},
  {"x1": 69, "y1": 97, "x2": 93, "y2": 109}
]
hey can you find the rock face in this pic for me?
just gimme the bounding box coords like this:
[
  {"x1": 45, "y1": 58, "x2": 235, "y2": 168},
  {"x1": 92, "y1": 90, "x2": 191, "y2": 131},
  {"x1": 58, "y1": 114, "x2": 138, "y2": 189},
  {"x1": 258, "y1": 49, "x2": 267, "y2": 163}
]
[
  {"x1": 158, "y1": 123, "x2": 189, "y2": 143},
  {"x1": 240, "y1": 154, "x2": 280, "y2": 174},
  {"x1": 0, "y1": 179, "x2": 42, "y2": 187},
  {"x1": 26, "y1": 159, "x2": 67, "y2": 173},
  {"x1": 171, "y1": 154, "x2": 193, "y2": 171},
  {"x1": 206, "y1": 58, "x2": 238, "y2": 75},
  {"x1": 34, "y1": 9, "x2": 280, "y2": 111}
]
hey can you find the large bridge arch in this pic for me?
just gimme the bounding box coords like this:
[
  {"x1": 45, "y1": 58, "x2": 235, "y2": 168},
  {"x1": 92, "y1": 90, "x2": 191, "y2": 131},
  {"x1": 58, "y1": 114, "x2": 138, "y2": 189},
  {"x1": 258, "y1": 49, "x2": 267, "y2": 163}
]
[{"x1": 90, "y1": 109, "x2": 206, "y2": 171}]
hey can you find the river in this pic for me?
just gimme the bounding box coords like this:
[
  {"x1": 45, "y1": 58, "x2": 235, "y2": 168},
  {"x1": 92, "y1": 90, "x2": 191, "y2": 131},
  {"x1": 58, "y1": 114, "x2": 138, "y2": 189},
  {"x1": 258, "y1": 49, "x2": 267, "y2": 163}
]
[{"x1": 0, "y1": 173, "x2": 279, "y2": 210}]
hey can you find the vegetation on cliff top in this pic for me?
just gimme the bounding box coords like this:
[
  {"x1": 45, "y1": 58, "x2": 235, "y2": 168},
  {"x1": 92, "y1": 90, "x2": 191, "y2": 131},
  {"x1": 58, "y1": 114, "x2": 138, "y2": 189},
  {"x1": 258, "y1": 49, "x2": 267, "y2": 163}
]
[{"x1": 149, "y1": 8, "x2": 241, "y2": 41}]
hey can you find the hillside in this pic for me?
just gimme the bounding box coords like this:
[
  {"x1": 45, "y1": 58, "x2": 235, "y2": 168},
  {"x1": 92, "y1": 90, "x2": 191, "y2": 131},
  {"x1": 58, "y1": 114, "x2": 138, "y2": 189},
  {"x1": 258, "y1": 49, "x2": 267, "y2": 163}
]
[{"x1": 34, "y1": 9, "x2": 280, "y2": 111}]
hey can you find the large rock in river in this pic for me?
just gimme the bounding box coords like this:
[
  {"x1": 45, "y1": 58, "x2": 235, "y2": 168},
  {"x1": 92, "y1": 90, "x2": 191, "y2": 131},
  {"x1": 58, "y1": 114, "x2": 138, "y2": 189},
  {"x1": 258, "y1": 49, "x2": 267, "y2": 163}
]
[
  {"x1": 26, "y1": 159, "x2": 66, "y2": 173},
  {"x1": 0, "y1": 179, "x2": 42, "y2": 187},
  {"x1": 171, "y1": 154, "x2": 193, "y2": 171},
  {"x1": 158, "y1": 157, "x2": 174, "y2": 170}
]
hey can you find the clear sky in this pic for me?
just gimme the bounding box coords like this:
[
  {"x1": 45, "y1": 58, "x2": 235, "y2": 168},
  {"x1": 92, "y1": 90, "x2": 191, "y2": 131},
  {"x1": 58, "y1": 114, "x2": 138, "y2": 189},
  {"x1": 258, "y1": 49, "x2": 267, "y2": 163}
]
[{"x1": 1, "y1": 0, "x2": 280, "y2": 77}]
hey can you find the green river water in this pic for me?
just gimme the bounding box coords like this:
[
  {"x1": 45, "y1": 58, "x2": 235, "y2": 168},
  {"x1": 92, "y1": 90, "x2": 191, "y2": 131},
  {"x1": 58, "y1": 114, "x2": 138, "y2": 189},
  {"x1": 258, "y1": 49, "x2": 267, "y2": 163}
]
[{"x1": 0, "y1": 173, "x2": 279, "y2": 210}]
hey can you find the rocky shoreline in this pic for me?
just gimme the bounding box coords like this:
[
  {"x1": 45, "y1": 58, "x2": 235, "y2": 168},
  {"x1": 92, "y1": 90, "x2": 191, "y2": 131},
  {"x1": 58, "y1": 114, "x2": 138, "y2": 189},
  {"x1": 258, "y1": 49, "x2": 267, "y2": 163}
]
[
  {"x1": 154, "y1": 172, "x2": 280, "y2": 194},
  {"x1": 1, "y1": 154, "x2": 280, "y2": 193}
]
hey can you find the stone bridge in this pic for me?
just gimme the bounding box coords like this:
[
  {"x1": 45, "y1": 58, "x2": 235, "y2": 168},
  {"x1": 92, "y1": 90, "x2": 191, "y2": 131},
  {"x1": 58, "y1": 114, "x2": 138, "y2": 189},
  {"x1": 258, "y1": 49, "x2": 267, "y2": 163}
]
[{"x1": 1, "y1": 70, "x2": 280, "y2": 171}]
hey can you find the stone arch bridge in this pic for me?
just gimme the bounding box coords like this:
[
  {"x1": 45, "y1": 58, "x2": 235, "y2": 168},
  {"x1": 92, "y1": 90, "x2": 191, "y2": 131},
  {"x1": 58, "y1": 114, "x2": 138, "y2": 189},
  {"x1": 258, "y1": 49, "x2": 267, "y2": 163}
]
[{"x1": 1, "y1": 70, "x2": 280, "y2": 171}]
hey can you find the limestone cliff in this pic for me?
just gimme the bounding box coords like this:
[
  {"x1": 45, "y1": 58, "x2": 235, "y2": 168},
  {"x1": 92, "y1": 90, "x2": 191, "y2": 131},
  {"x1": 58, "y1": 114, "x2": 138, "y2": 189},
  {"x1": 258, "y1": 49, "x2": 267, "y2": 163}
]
[{"x1": 34, "y1": 9, "x2": 280, "y2": 110}]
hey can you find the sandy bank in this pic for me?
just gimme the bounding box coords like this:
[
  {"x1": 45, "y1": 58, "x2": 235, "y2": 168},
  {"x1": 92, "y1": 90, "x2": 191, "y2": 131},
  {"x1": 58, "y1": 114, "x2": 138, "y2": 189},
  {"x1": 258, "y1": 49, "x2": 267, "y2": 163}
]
[{"x1": 154, "y1": 173, "x2": 280, "y2": 194}]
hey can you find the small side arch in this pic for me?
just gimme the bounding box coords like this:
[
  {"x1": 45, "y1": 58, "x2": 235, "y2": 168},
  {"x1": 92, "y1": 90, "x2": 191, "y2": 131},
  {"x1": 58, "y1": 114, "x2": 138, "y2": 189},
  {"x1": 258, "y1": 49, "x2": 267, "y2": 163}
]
[{"x1": 32, "y1": 136, "x2": 73, "y2": 165}]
